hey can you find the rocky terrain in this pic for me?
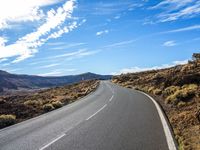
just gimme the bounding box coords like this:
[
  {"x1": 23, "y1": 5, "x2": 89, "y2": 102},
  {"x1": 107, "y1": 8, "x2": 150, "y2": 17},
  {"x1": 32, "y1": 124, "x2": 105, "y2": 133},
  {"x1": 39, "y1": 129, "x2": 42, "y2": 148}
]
[
  {"x1": 0, "y1": 80, "x2": 99, "y2": 129},
  {"x1": 112, "y1": 53, "x2": 200, "y2": 150}
]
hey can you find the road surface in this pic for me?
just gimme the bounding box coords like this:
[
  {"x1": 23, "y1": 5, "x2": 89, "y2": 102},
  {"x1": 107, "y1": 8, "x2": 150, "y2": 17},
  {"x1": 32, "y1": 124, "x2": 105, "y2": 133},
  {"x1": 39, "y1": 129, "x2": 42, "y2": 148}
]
[{"x1": 0, "y1": 81, "x2": 177, "y2": 150}]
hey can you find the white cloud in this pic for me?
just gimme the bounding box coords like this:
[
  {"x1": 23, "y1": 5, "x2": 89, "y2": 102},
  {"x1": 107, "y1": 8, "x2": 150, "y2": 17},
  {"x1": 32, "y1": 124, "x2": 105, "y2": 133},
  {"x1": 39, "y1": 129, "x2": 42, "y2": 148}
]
[
  {"x1": 0, "y1": 0, "x2": 78, "y2": 63},
  {"x1": 0, "y1": 0, "x2": 62, "y2": 29},
  {"x1": 163, "y1": 40, "x2": 177, "y2": 47},
  {"x1": 0, "y1": 58, "x2": 8, "y2": 63},
  {"x1": 50, "y1": 42, "x2": 86, "y2": 50},
  {"x1": 38, "y1": 63, "x2": 60, "y2": 69},
  {"x1": 150, "y1": 0, "x2": 200, "y2": 22},
  {"x1": 104, "y1": 39, "x2": 136, "y2": 48},
  {"x1": 163, "y1": 25, "x2": 200, "y2": 33},
  {"x1": 38, "y1": 70, "x2": 63, "y2": 76},
  {"x1": 38, "y1": 68, "x2": 77, "y2": 76},
  {"x1": 112, "y1": 59, "x2": 188, "y2": 75},
  {"x1": 96, "y1": 30, "x2": 109, "y2": 36},
  {"x1": 49, "y1": 49, "x2": 100, "y2": 61}
]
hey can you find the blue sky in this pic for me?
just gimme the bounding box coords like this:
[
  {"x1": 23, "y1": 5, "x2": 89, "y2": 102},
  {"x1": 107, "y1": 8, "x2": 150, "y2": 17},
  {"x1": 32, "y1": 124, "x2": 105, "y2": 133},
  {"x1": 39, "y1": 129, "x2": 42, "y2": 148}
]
[{"x1": 0, "y1": 0, "x2": 199, "y2": 76}]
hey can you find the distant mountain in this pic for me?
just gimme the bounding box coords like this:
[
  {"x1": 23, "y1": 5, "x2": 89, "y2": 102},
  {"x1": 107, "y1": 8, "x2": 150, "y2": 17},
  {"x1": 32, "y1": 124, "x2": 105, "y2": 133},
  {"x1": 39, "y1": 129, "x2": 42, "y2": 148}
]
[{"x1": 0, "y1": 71, "x2": 112, "y2": 92}]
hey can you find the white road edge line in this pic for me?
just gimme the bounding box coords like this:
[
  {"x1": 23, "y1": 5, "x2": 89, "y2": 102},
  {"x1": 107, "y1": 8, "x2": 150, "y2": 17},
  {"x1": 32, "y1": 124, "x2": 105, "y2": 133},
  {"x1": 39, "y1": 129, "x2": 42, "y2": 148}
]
[
  {"x1": 39, "y1": 133, "x2": 66, "y2": 150},
  {"x1": 86, "y1": 104, "x2": 107, "y2": 121},
  {"x1": 138, "y1": 91, "x2": 177, "y2": 150},
  {"x1": 109, "y1": 95, "x2": 114, "y2": 102}
]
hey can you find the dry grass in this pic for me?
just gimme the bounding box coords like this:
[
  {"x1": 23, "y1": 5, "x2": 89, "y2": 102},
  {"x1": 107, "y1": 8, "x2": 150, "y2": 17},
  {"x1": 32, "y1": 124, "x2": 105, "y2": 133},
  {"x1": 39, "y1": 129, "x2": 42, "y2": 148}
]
[
  {"x1": 51, "y1": 101, "x2": 63, "y2": 109},
  {"x1": 0, "y1": 114, "x2": 16, "y2": 128},
  {"x1": 43, "y1": 104, "x2": 54, "y2": 112},
  {"x1": 0, "y1": 80, "x2": 100, "y2": 129}
]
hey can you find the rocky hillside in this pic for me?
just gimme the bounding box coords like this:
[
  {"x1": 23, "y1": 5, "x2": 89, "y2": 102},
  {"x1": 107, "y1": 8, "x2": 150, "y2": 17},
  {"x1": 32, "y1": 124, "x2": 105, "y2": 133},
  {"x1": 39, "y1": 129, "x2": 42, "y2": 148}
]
[
  {"x1": 0, "y1": 71, "x2": 111, "y2": 93},
  {"x1": 0, "y1": 80, "x2": 99, "y2": 129},
  {"x1": 112, "y1": 53, "x2": 200, "y2": 150}
]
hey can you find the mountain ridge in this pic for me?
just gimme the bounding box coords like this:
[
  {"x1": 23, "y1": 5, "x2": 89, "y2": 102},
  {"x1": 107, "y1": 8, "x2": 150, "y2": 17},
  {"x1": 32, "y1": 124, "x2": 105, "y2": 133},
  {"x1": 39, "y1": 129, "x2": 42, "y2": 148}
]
[{"x1": 0, "y1": 71, "x2": 112, "y2": 93}]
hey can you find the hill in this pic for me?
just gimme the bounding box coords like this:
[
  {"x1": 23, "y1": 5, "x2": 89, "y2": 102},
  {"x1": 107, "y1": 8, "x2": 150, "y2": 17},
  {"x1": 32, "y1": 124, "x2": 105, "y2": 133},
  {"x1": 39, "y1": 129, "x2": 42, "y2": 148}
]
[
  {"x1": 0, "y1": 71, "x2": 111, "y2": 93},
  {"x1": 112, "y1": 53, "x2": 200, "y2": 150}
]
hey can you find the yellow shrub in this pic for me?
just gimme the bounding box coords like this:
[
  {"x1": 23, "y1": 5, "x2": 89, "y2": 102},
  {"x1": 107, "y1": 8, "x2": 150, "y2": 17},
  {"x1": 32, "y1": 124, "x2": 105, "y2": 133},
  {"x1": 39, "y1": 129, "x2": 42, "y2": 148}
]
[
  {"x1": 24, "y1": 100, "x2": 42, "y2": 107},
  {"x1": 148, "y1": 86, "x2": 155, "y2": 93},
  {"x1": 43, "y1": 104, "x2": 54, "y2": 112},
  {"x1": 0, "y1": 114, "x2": 16, "y2": 128},
  {"x1": 51, "y1": 101, "x2": 63, "y2": 109},
  {"x1": 165, "y1": 84, "x2": 198, "y2": 105},
  {"x1": 153, "y1": 89, "x2": 162, "y2": 95},
  {"x1": 163, "y1": 86, "x2": 180, "y2": 96}
]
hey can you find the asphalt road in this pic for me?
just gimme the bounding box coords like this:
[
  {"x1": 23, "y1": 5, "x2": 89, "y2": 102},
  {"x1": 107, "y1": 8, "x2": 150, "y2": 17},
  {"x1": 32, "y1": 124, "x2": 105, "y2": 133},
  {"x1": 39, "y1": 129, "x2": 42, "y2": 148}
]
[{"x1": 0, "y1": 81, "x2": 177, "y2": 150}]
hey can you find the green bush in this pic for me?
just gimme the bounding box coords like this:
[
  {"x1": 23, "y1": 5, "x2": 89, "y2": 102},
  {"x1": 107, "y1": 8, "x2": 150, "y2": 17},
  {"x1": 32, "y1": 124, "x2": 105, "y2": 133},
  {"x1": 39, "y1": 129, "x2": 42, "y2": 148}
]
[
  {"x1": 52, "y1": 101, "x2": 63, "y2": 109},
  {"x1": 0, "y1": 114, "x2": 16, "y2": 128},
  {"x1": 43, "y1": 104, "x2": 54, "y2": 112}
]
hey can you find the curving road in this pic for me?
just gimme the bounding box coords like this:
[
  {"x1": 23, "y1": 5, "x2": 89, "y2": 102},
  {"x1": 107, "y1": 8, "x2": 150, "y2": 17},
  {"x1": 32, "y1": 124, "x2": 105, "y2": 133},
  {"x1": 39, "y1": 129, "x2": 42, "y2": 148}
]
[{"x1": 0, "y1": 81, "x2": 177, "y2": 150}]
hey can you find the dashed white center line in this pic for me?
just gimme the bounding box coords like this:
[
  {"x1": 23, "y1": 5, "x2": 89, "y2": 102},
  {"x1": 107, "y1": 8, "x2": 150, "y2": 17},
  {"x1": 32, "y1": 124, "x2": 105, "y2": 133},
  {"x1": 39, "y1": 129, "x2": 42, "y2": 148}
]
[
  {"x1": 109, "y1": 95, "x2": 114, "y2": 102},
  {"x1": 86, "y1": 104, "x2": 107, "y2": 121},
  {"x1": 39, "y1": 133, "x2": 65, "y2": 150}
]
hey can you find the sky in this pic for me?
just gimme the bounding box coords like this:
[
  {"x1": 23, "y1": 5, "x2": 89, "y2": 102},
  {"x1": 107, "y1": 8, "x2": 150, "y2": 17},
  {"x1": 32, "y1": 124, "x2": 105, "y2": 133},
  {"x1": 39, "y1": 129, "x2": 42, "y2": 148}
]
[{"x1": 0, "y1": 0, "x2": 199, "y2": 76}]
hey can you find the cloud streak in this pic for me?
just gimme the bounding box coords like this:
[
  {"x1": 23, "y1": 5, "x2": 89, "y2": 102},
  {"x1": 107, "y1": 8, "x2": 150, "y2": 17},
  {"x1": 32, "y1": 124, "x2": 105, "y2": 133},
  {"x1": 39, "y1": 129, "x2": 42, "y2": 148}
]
[
  {"x1": 96, "y1": 30, "x2": 109, "y2": 36},
  {"x1": 150, "y1": 0, "x2": 200, "y2": 22},
  {"x1": 112, "y1": 59, "x2": 188, "y2": 75},
  {"x1": 163, "y1": 40, "x2": 177, "y2": 47},
  {"x1": 0, "y1": 0, "x2": 78, "y2": 63}
]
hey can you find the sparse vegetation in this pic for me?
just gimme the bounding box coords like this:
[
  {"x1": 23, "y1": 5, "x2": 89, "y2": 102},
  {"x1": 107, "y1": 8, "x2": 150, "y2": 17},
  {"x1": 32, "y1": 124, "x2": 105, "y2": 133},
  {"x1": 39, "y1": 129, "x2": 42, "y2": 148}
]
[
  {"x1": 51, "y1": 101, "x2": 63, "y2": 109},
  {"x1": 112, "y1": 53, "x2": 200, "y2": 150},
  {"x1": 0, "y1": 114, "x2": 16, "y2": 128},
  {"x1": 0, "y1": 80, "x2": 99, "y2": 129},
  {"x1": 43, "y1": 104, "x2": 54, "y2": 112}
]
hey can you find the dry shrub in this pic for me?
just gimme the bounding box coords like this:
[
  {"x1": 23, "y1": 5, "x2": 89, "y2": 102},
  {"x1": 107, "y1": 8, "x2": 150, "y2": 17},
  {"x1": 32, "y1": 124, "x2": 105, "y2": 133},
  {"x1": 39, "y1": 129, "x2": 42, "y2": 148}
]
[
  {"x1": 0, "y1": 114, "x2": 16, "y2": 128},
  {"x1": 43, "y1": 104, "x2": 54, "y2": 112},
  {"x1": 24, "y1": 100, "x2": 42, "y2": 107},
  {"x1": 153, "y1": 89, "x2": 162, "y2": 95},
  {"x1": 163, "y1": 86, "x2": 180, "y2": 97},
  {"x1": 51, "y1": 101, "x2": 63, "y2": 109},
  {"x1": 165, "y1": 84, "x2": 198, "y2": 105},
  {"x1": 147, "y1": 86, "x2": 155, "y2": 93}
]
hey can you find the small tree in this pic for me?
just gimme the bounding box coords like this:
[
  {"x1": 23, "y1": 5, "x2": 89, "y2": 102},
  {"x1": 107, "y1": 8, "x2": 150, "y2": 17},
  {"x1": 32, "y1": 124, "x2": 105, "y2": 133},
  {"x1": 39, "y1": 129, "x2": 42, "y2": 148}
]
[{"x1": 192, "y1": 53, "x2": 200, "y2": 61}]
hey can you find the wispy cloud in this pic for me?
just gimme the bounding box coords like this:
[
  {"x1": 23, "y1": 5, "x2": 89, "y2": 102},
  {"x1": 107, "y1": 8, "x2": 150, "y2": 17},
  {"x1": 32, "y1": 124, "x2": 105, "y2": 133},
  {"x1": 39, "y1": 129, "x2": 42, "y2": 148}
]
[
  {"x1": 163, "y1": 40, "x2": 177, "y2": 47},
  {"x1": 112, "y1": 59, "x2": 188, "y2": 75},
  {"x1": 162, "y1": 25, "x2": 200, "y2": 34},
  {"x1": 150, "y1": 0, "x2": 200, "y2": 22},
  {"x1": 50, "y1": 42, "x2": 86, "y2": 50},
  {"x1": 0, "y1": 0, "x2": 79, "y2": 63},
  {"x1": 38, "y1": 68, "x2": 77, "y2": 76},
  {"x1": 80, "y1": 1, "x2": 144, "y2": 16},
  {"x1": 96, "y1": 30, "x2": 109, "y2": 36},
  {"x1": 38, "y1": 63, "x2": 60, "y2": 69},
  {"x1": 104, "y1": 39, "x2": 136, "y2": 48},
  {"x1": 46, "y1": 49, "x2": 100, "y2": 60},
  {"x1": 37, "y1": 70, "x2": 64, "y2": 76}
]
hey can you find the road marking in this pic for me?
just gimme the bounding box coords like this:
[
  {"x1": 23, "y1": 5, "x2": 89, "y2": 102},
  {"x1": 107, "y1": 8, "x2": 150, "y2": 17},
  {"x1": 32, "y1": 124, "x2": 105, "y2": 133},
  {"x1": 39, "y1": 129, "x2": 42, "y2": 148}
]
[
  {"x1": 138, "y1": 91, "x2": 177, "y2": 150},
  {"x1": 86, "y1": 104, "x2": 107, "y2": 121},
  {"x1": 39, "y1": 133, "x2": 65, "y2": 150},
  {"x1": 109, "y1": 95, "x2": 114, "y2": 102}
]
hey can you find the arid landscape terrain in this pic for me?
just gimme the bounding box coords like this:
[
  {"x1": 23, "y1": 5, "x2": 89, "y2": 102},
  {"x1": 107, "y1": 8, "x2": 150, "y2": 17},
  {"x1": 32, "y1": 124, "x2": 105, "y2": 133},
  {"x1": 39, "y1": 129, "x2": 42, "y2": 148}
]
[
  {"x1": 112, "y1": 53, "x2": 200, "y2": 150},
  {"x1": 0, "y1": 80, "x2": 99, "y2": 129}
]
